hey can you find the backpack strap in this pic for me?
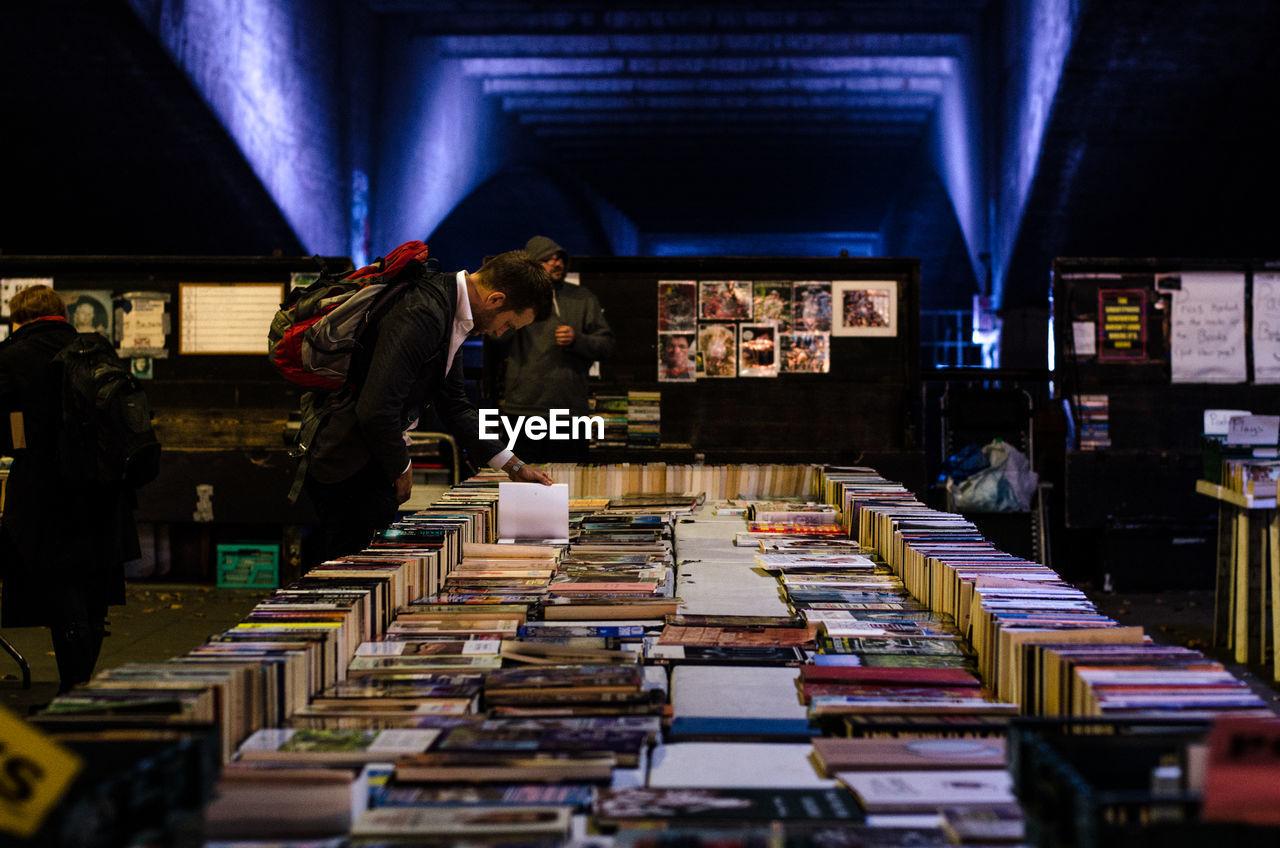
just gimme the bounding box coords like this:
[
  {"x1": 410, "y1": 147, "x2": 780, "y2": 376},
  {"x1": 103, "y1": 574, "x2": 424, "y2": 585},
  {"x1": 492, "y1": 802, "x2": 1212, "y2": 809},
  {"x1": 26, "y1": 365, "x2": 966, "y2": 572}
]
[
  {"x1": 287, "y1": 388, "x2": 342, "y2": 505},
  {"x1": 287, "y1": 411, "x2": 324, "y2": 504}
]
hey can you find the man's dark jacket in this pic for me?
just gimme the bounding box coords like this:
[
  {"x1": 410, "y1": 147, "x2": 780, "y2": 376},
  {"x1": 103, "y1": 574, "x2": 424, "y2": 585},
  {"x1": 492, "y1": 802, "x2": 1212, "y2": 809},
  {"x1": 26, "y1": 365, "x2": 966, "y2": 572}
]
[
  {"x1": 307, "y1": 267, "x2": 505, "y2": 484},
  {"x1": 0, "y1": 319, "x2": 133, "y2": 627},
  {"x1": 501, "y1": 282, "x2": 614, "y2": 419}
]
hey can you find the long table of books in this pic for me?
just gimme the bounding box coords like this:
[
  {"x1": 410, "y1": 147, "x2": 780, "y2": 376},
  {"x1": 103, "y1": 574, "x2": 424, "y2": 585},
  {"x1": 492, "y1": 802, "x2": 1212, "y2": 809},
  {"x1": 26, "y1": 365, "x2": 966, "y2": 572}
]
[{"x1": 15, "y1": 464, "x2": 1280, "y2": 846}]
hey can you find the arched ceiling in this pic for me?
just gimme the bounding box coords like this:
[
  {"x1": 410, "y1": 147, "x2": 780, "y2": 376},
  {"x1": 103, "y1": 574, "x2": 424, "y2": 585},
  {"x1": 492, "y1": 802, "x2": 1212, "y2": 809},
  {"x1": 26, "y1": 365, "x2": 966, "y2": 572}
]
[{"x1": 362, "y1": 2, "x2": 989, "y2": 248}]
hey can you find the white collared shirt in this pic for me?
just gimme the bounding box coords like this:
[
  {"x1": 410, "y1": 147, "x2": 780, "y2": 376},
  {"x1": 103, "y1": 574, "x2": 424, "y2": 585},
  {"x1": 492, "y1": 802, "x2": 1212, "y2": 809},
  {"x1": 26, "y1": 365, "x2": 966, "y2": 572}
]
[
  {"x1": 447, "y1": 270, "x2": 473, "y2": 376},
  {"x1": 452, "y1": 271, "x2": 513, "y2": 471}
]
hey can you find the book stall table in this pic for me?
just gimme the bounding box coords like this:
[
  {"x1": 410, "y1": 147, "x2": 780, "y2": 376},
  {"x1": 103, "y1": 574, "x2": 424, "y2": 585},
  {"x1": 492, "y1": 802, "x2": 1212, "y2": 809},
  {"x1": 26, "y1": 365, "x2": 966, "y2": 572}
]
[
  {"x1": 1195, "y1": 479, "x2": 1280, "y2": 679},
  {"x1": 20, "y1": 462, "x2": 1280, "y2": 844}
]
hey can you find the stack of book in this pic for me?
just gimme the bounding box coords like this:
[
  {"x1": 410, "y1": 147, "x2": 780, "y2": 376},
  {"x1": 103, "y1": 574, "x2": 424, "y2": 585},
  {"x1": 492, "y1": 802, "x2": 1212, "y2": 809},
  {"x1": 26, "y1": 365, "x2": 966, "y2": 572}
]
[
  {"x1": 627, "y1": 389, "x2": 661, "y2": 447},
  {"x1": 1076, "y1": 393, "x2": 1111, "y2": 449},
  {"x1": 590, "y1": 391, "x2": 629, "y2": 447},
  {"x1": 645, "y1": 614, "x2": 815, "y2": 666},
  {"x1": 748, "y1": 500, "x2": 840, "y2": 526},
  {"x1": 539, "y1": 463, "x2": 816, "y2": 500},
  {"x1": 800, "y1": 665, "x2": 1014, "y2": 720},
  {"x1": 1223, "y1": 457, "x2": 1280, "y2": 498},
  {"x1": 481, "y1": 664, "x2": 662, "y2": 718},
  {"x1": 1033, "y1": 642, "x2": 1270, "y2": 718},
  {"x1": 291, "y1": 672, "x2": 486, "y2": 728}
]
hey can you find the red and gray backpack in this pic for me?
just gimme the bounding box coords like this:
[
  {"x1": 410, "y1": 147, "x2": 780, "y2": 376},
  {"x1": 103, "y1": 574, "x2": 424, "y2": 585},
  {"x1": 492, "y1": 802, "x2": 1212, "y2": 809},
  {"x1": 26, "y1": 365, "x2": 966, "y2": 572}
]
[
  {"x1": 269, "y1": 240, "x2": 433, "y2": 501},
  {"x1": 268, "y1": 240, "x2": 432, "y2": 389}
]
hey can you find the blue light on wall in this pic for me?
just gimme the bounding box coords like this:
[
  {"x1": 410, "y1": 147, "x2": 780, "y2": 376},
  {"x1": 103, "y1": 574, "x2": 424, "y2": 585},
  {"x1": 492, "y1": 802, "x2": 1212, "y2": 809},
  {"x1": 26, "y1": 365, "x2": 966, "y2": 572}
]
[
  {"x1": 126, "y1": 0, "x2": 350, "y2": 255},
  {"x1": 992, "y1": 0, "x2": 1080, "y2": 305}
]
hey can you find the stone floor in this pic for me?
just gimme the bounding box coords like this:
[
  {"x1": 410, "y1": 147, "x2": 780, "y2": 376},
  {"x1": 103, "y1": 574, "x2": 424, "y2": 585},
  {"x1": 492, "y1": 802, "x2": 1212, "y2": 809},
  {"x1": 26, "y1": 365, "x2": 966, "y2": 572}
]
[{"x1": 0, "y1": 582, "x2": 271, "y2": 715}]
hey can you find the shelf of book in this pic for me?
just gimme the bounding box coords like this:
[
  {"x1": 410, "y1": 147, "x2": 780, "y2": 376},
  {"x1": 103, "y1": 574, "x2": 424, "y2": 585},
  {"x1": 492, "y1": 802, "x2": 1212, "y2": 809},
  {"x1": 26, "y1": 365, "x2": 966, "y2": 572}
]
[{"x1": 1195, "y1": 479, "x2": 1280, "y2": 680}]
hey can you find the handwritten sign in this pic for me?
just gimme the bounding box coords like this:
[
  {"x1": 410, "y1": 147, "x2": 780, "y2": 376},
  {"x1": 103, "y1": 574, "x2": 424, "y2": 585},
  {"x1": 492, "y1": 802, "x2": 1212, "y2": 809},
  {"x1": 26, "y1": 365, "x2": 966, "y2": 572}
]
[
  {"x1": 1097, "y1": 289, "x2": 1146, "y2": 360},
  {"x1": 1252, "y1": 272, "x2": 1280, "y2": 384},
  {"x1": 1226, "y1": 415, "x2": 1279, "y2": 446},
  {"x1": 179, "y1": 282, "x2": 283, "y2": 355},
  {"x1": 1204, "y1": 409, "x2": 1252, "y2": 435},
  {"x1": 0, "y1": 705, "x2": 83, "y2": 839},
  {"x1": 1170, "y1": 271, "x2": 1246, "y2": 383}
]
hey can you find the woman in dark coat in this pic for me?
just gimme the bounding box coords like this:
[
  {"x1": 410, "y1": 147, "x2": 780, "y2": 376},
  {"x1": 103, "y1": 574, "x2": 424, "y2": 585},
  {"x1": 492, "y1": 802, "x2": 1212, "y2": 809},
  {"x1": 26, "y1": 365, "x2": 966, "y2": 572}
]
[{"x1": 0, "y1": 285, "x2": 135, "y2": 692}]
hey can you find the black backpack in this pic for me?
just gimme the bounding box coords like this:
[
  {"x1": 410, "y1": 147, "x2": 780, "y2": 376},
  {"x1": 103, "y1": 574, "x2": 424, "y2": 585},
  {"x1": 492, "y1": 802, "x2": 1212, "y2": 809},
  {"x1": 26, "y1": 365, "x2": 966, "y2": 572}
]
[{"x1": 53, "y1": 333, "x2": 161, "y2": 488}]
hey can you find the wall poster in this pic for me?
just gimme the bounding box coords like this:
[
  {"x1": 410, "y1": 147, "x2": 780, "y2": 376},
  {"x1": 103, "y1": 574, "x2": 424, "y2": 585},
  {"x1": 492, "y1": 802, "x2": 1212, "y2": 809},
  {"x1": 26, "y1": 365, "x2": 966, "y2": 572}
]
[
  {"x1": 832, "y1": 280, "x2": 896, "y2": 337},
  {"x1": 1096, "y1": 288, "x2": 1146, "y2": 360}
]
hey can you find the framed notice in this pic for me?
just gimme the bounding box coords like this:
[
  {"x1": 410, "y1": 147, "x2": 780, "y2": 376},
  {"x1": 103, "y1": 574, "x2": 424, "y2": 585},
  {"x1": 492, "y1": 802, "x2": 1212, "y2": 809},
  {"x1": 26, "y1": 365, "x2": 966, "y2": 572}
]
[
  {"x1": 118, "y1": 291, "x2": 171, "y2": 358},
  {"x1": 1096, "y1": 288, "x2": 1146, "y2": 360},
  {"x1": 179, "y1": 282, "x2": 284, "y2": 355},
  {"x1": 833, "y1": 280, "x2": 897, "y2": 337}
]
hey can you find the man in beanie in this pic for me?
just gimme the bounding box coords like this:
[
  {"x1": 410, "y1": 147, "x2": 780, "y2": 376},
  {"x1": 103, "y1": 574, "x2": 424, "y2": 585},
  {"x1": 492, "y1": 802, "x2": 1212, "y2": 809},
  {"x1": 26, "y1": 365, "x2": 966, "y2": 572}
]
[{"x1": 499, "y1": 236, "x2": 615, "y2": 462}]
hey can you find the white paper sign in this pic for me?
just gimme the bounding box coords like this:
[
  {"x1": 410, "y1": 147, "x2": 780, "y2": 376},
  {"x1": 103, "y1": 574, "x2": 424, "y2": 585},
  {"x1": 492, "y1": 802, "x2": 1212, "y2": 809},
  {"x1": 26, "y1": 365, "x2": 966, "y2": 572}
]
[
  {"x1": 1226, "y1": 414, "x2": 1280, "y2": 446},
  {"x1": 118, "y1": 294, "x2": 170, "y2": 357},
  {"x1": 1170, "y1": 272, "x2": 1246, "y2": 384},
  {"x1": 1072, "y1": 321, "x2": 1097, "y2": 356},
  {"x1": 498, "y1": 482, "x2": 569, "y2": 542},
  {"x1": 1253, "y1": 272, "x2": 1280, "y2": 384},
  {"x1": 1204, "y1": 409, "x2": 1252, "y2": 435}
]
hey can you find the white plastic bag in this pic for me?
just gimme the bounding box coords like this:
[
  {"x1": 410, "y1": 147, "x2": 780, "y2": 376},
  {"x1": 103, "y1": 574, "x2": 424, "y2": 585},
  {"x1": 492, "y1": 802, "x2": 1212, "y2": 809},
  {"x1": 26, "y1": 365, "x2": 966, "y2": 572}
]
[{"x1": 946, "y1": 439, "x2": 1038, "y2": 512}]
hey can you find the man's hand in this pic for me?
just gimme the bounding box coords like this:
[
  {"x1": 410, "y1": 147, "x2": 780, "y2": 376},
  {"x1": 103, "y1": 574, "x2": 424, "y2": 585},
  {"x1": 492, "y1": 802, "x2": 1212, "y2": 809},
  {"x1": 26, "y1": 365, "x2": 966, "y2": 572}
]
[
  {"x1": 395, "y1": 466, "x2": 413, "y2": 504},
  {"x1": 515, "y1": 464, "x2": 555, "y2": 485},
  {"x1": 505, "y1": 458, "x2": 554, "y2": 485},
  {"x1": 554, "y1": 324, "x2": 575, "y2": 346}
]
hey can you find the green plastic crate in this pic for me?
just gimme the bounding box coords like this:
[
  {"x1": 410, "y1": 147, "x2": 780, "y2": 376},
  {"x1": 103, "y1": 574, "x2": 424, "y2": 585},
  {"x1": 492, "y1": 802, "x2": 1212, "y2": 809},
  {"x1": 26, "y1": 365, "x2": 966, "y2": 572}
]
[{"x1": 215, "y1": 543, "x2": 279, "y2": 589}]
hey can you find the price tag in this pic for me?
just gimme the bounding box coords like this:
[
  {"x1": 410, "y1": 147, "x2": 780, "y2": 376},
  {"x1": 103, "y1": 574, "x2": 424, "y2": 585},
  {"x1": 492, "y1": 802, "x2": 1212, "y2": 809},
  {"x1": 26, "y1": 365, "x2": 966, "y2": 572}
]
[{"x1": 0, "y1": 705, "x2": 83, "y2": 839}]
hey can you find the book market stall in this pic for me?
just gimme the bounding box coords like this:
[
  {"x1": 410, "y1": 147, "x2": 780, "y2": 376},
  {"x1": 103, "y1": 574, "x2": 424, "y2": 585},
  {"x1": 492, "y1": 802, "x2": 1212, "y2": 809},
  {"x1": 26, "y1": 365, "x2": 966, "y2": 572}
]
[{"x1": 10, "y1": 462, "x2": 1280, "y2": 846}]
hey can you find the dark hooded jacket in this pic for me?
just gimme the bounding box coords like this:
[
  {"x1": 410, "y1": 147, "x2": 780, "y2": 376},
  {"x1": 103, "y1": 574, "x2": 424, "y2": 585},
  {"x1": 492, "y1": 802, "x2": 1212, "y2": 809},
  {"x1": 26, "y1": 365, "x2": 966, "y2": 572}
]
[
  {"x1": 502, "y1": 238, "x2": 615, "y2": 418},
  {"x1": 0, "y1": 318, "x2": 133, "y2": 627}
]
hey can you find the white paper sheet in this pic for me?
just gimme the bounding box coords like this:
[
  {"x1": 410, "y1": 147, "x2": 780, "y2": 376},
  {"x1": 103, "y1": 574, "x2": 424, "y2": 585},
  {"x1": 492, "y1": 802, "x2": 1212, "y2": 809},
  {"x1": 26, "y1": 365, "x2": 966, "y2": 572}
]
[
  {"x1": 1253, "y1": 272, "x2": 1280, "y2": 384},
  {"x1": 497, "y1": 482, "x2": 569, "y2": 542},
  {"x1": 1170, "y1": 271, "x2": 1246, "y2": 384}
]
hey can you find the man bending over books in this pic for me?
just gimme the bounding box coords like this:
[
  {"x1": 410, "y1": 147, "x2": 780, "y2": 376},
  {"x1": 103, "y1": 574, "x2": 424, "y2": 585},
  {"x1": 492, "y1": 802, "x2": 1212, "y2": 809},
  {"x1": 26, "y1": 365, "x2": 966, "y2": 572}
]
[{"x1": 304, "y1": 250, "x2": 555, "y2": 564}]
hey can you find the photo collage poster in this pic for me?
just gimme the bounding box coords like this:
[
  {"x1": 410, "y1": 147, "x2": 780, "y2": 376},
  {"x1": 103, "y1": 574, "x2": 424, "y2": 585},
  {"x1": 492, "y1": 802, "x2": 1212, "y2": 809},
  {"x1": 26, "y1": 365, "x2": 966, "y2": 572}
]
[
  {"x1": 657, "y1": 279, "x2": 832, "y2": 379},
  {"x1": 657, "y1": 281, "x2": 697, "y2": 382}
]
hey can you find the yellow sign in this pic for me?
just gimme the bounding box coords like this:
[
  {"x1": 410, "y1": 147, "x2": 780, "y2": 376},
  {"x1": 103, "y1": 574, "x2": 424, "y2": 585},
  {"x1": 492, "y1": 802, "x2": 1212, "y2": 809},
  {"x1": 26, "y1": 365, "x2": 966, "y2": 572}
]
[{"x1": 0, "y1": 705, "x2": 82, "y2": 839}]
